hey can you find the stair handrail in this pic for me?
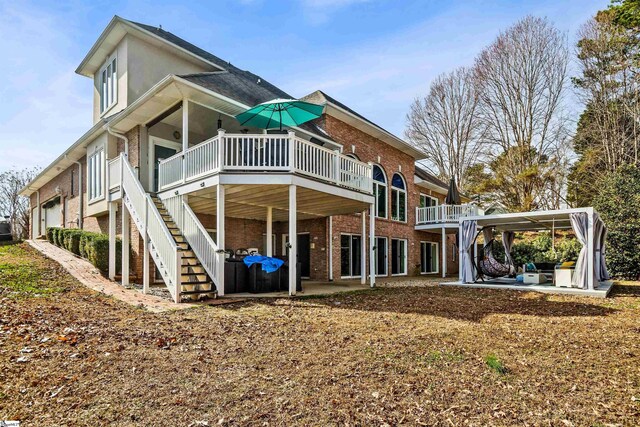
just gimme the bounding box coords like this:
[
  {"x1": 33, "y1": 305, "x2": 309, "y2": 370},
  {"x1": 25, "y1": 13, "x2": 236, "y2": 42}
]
[
  {"x1": 120, "y1": 153, "x2": 181, "y2": 302},
  {"x1": 180, "y1": 200, "x2": 219, "y2": 285}
]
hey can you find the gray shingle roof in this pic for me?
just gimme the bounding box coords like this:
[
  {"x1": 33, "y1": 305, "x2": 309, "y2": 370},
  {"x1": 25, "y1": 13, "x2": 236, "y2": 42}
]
[
  {"x1": 414, "y1": 166, "x2": 448, "y2": 189},
  {"x1": 126, "y1": 19, "x2": 332, "y2": 141}
]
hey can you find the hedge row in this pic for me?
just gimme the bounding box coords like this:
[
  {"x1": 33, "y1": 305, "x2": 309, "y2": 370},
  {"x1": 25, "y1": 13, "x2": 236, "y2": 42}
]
[{"x1": 46, "y1": 227, "x2": 123, "y2": 274}]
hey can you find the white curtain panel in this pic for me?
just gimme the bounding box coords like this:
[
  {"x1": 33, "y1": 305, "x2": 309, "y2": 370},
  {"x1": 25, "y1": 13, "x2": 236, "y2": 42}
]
[
  {"x1": 570, "y1": 213, "x2": 588, "y2": 289},
  {"x1": 570, "y1": 212, "x2": 600, "y2": 289},
  {"x1": 461, "y1": 220, "x2": 478, "y2": 283},
  {"x1": 501, "y1": 231, "x2": 516, "y2": 274},
  {"x1": 596, "y1": 214, "x2": 610, "y2": 281}
]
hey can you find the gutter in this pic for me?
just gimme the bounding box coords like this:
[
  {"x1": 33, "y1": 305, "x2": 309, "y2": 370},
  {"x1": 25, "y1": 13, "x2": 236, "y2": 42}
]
[{"x1": 107, "y1": 126, "x2": 128, "y2": 157}]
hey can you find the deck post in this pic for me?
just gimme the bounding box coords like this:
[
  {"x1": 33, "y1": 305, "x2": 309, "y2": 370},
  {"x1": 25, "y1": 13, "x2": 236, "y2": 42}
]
[
  {"x1": 266, "y1": 206, "x2": 273, "y2": 257},
  {"x1": 441, "y1": 227, "x2": 447, "y2": 278},
  {"x1": 108, "y1": 202, "x2": 117, "y2": 280},
  {"x1": 288, "y1": 184, "x2": 297, "y2": 296},
  {"x1": 216, "y1": 184, "x2": 225, "y2": 297},
  {"x1": 328, "y1": 216, "x2": 333, "y2": 281},
  {"x1": 182, "y1": 99, "x2": 189, "y2": 181},
  {"x1": 361, "y1": 209, "x2": 367, "y2": 285},
  {"x1": 288, "y1": 131, "x2": 296, "y2": 172},
  {"x1": 458, "y1": 221, "x2": 463, "y2": 282},
  {"x1": 587, "y1": 208, "x2": 595, "y2": 290},
  {"x1": 142, "y1": 201, "x2": 149, "y2": 294},
  {"x1": 369, "y1": 203, "x2": 375, "y2": 288},
  {"x1": 121, "y1": 203, "x2": 130, "y2": 287}
]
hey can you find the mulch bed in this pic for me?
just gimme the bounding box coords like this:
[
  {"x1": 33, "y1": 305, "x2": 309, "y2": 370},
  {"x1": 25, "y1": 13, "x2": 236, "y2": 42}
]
[{"x1": 1, "y1": 242, "x2": 639, "y2": 426}]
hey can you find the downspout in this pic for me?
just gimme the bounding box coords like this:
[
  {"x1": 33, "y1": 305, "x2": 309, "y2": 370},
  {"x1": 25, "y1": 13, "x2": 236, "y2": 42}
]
[
  {"x1": 35, "y1": 189, "x2": 40, "y2": 238},
  {"x1": 74, "y1": 161, "x2": 83, "y2": 229},
  {"x1": 107, "y1": 126, "x2": 129, "y2": 158}
]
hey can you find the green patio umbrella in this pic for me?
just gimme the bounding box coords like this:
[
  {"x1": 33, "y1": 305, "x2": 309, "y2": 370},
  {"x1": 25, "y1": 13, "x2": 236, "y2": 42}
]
[{"x1": 235, "y1": 98, "x2": 324, "y2": 130}]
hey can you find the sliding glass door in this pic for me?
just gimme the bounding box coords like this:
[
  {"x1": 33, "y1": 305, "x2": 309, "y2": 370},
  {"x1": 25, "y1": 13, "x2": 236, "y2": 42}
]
[
  {"x1": 375, "y1": 237, "x2": 388, "y2": 276},
  {"x1": 391, "y1": 238, "x2": 407, "y2": 275},
  {"x1": 340, "y1": 234, "x2": 362, "y2": 278},
  {"x1": 420, "y1": 241, "x2": 439, "y2": 274}
]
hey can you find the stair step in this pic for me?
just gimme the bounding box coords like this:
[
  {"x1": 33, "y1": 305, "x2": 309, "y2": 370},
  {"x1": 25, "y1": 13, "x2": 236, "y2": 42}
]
[
  {"x1": 177, "y1": 242, "x2": 189, "y2": 250},
  {"x1": 181, "y1": 265, "x2": 206, "y2": 274},
  {"x1": 181, "y1": 289, "x2": 217, "y2": 296},
  {"x1": 181, "y1": 273, "x2": 209, "y2": 282},
  {"x1": 173, "y1": 235, "x2": 186, "y2": 243}
]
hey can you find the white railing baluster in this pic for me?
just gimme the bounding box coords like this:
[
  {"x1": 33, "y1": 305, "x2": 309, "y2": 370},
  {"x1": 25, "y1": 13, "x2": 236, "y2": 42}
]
[{"x1": 157, "y1": 133, "x2": 373, "y2": 194}]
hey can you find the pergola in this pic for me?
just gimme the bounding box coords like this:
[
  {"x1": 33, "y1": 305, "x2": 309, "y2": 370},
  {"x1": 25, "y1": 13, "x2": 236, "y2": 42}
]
[{"x1": 457, "y1": 207, "x2": 610, "y2": 292}]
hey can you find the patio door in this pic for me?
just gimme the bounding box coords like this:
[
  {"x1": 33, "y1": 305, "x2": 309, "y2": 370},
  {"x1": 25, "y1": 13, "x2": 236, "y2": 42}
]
[
  {"x1": 420, "y1": 241, "x2": 439, "y2": 274},
  {"x1": 391, "y1": 238, "x2": 407, "y2": 275},
  {"x1": 340, "y1": 234, "x2": 362, "y2": 278},
  {"x1": 149, "y1": 137, "x2": 181, "y2": 192},
  {"x1": 283, "y1": 233, "x2": 311, "y2": 279}
]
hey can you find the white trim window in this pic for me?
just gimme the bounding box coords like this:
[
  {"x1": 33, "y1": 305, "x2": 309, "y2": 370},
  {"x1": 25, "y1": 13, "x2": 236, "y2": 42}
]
[
  {"x1": 372, "y1": 165, "x2": 387, "y2": 219},
  {"x1": 99, "y1": 54, "x2": 117, "y2": 115},
  {"x1": 419, "y1": 193, "x2": 439, "y2": 208},
  {"x1": 420, "y1": 241, "x2": 439, "y2": 274},
  {"x1": 88, "y1": 148, "x2": 105, "y2": 202},
  {"x1": 391, "y1": 173, "x2": 407, "y2": 222}
]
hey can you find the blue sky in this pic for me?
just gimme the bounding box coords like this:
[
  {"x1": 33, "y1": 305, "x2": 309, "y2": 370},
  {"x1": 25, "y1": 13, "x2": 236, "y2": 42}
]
[{"x1": 0, "y1": 0, "x2": 605, "y2": 172}]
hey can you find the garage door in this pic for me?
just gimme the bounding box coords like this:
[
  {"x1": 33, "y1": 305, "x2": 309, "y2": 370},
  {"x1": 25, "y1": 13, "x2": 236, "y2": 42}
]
[{"x1": 43, "y1": 198, "x2": 62, "y2": 229}]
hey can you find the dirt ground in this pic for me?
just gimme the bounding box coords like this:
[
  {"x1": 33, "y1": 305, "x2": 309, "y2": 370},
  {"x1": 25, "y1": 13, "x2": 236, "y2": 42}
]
[{"x1": 1, "y1": 242, "x2": 639, "y2": 426}]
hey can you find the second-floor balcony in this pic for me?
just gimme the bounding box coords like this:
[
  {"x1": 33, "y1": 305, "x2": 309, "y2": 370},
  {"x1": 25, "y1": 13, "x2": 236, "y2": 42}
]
[
  {"x1": 156, "y1": 131, "x2": 373, "y2": 195},
  {"x1": 416, "y1": 204, "x2": 481, "y2": 227}
]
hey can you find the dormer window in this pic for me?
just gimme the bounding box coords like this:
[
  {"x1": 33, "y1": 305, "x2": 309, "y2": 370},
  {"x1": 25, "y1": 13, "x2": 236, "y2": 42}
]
[{"x1": 99, "y1": 54, "x2": 117, "y2": 114}]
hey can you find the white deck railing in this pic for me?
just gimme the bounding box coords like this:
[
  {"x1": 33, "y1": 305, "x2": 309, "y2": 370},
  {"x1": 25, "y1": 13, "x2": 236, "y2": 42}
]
[
  {"x1": 416, "y1": 204, "x2": 480, "y2": 225},
  {"x1": 120, "y1": 154, "x2": 181, "y2": 302},
  {"x1": 158, "y1": 132, "x2": 373, "y2": 194},
  {"x1": 164, "y1": 195, "x2": 219, "y2": 286},
  {"x1": 107, "y1": 157, "x2": 121, "y2": 190}
]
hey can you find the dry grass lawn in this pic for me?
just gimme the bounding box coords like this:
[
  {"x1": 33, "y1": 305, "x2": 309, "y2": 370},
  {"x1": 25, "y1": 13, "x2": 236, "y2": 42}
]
[{"x1": 1, "y1": 242, "x2": 639, "y2": 426}]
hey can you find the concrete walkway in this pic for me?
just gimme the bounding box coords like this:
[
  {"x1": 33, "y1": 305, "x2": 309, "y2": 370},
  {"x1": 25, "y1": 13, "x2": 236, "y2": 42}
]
[{"x1": 28, "y1": 239, "x2": 198, "y2": 313}]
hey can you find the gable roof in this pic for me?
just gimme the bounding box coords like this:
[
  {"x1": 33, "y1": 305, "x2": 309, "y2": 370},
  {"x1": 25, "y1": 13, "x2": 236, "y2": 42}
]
[{"x1": 302, "y1": 90, "x2": 426, "y2": 159}]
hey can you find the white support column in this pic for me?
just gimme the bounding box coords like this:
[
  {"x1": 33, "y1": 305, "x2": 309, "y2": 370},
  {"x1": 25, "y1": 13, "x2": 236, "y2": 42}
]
[
  {"x1": 288, "y1": 184, "x2": 297, "y2": 296},
  {"x1": 266, "y1": 206, "x2": 273, "y2": 257},
  {"x1": 361, "y1": 210, "x2": 367, "y2": 284},
  {"x1": 182, "y1": 100, "x2": 189, "y2": 182},
  {"x1": 108, "y1": 202, "x2": 117, "y2": 280},
  {"x1": 442, "y1": 227, "x2": 447, "y2": 278},
  {"x1": 142, "y1": 202, "x2": 150, "y2": 294},
  {"x1": 288, "y1": 131, "x2": 296, "y2": 172},
  {"x1": 182, "y1": 100, "x2": 189, "y2": 152},
  {"x1": 216, "y1": 184, "x2": 225, "y2": 297},
  {"x1": 369, "y1": 203, "x2": 375, "y2": 288},
  {"x1": 587, "y1": 208, "x2": 595, "y2": 290},
  {"x1": 328, "y1": 216, "x2": 333, "y2": 281},
  {"x1": 458, "y1": 222, "x2": 464, "y2": 283},
  {"x1": 121, "y1": 204, "x2": 130, "y2": 286}
]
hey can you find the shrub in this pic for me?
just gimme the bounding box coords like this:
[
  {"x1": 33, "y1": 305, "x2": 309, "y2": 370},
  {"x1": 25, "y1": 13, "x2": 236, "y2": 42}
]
[
  {"x1": 86, "y1": 235, "x2": 122, "y2": 273},
  {"x1": 79, "y1": 232, "x2": 100, "y2": 258},
  {"x1": 63, "y1": 230, "x2": 84, "y2": 256},
  {"x1": 46, "y1": 227, "x2": 60, "y2": 244},
  {"x1": 593, "y1": 165, "x2": 640, "y2": 279},
  {"x1": 53, "y1": 228, "x2": 63, "y2": 247}
]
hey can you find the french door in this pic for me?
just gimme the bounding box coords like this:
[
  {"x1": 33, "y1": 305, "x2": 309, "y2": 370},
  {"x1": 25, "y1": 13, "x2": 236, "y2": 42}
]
[
  {"x1": 375, "y1": 237, "x2": 388, "y2": 276},
  {"x1": 420, "y1": 241, "x2": 439, "y2": 274}
]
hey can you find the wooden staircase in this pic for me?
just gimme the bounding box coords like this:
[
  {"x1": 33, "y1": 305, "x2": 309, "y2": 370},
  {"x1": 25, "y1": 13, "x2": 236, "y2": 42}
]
[{"x1": 151, "y1": 196, "x2": 217, "y2": 301}]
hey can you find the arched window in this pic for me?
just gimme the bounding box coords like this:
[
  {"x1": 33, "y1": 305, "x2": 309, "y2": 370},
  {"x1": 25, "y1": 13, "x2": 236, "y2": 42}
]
[
  {"x1": 372, "y1": 165, "x2": 387, "y2": 218},
  {"x1": 391, "y1": 173, "x2": 406, "y2": 222}
]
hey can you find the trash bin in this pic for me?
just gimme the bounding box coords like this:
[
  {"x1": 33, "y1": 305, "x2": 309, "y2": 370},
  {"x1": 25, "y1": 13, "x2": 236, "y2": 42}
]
[
  {"x1": 247, "y1": 264, "x2": 280, "y2": 293},
  {"x1": 278, "y1": 262, "x2": 302, "y2": 292}
]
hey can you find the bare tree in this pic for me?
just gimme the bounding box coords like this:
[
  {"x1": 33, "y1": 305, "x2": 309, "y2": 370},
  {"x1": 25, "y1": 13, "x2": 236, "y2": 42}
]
[
  {"x1": 473, "y1": 16, "x2": 571, "y2": 211},
  {"x1": 405, "y1": 67, "x2": 485, "y2": 191},
  {"x1": 0, "y1": 168, "x2": 39, "y2": 240}
]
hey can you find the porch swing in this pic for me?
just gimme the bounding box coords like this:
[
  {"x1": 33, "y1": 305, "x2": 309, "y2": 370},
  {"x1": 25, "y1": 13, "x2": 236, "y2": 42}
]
[{"x1": 473, "y1": 229, "x2": 515, "y2": 280}]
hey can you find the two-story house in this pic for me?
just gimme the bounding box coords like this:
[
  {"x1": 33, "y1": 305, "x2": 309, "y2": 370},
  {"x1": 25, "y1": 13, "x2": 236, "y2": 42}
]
[{"x1": 21, "y1": 16, "x2": 475, "y2": 302}]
